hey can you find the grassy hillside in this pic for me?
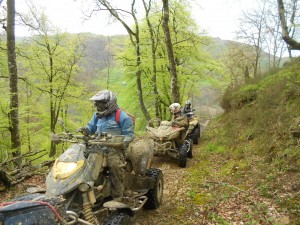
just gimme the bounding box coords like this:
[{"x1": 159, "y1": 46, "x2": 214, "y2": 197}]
[{"x1": 194, "y1": 57, "x2": 300, "y2": 223}]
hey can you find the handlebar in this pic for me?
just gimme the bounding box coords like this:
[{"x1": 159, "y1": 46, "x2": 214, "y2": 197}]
[
  {"x1": 51, "y1": 132, "x2": 124, "y2": 147},
  {"x1": 53, "y1": 118, "x2": 124, "y2": 147}
]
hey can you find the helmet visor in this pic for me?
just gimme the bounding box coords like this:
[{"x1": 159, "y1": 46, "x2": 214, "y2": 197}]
[{"x1": 94, "y1": 100, "x2": 107, "y2": 112}]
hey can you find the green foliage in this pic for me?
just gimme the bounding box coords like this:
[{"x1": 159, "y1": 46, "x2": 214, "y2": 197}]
[
  {"x1": 209, "y1": 213, "x2": 230, "y2": 225},
  {"x1": 277, "y1": 194, "x2": 300, "y2": 222},
  {"x1": 221, "y1": 84, "x2": 259, "y2": 111},
  {"x1": 200, "y1": 57, "x2": 300, "y2": 224},
  {"x1": 115, "y1": 0, "x2": 225, "y2": 123},
  {"x1": 18, "y1": 31, "x2": 86, "y2": 155},
  {"x1": 0, "y1": 42, "x2": 11, "y2": 161},
  {"x1": 222, "y1": 56, "x2": 300, "y2": 114},
  {"x1": 204, "y1": 143, "x2": 226, "y2": 154},
  {"x1": 2, "y1": 0, "x2": 226, "y2": 157},
  {"x1": 188, "y1": 191, "x2": 213, "y2": 205},
  {"x1": 0, "y1": 22, "x2": 90, "y2": 160},
  {"x1": 258, "y1": 182, "x2": 272, "y2": 198}
]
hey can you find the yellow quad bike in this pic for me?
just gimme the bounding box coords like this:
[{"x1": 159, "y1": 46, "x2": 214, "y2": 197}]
[
  {"x1": 46, "y1": 119, "x2": 163, "y2": 225},
  {"x1": 186, "y1": 111, "x2": 201, "y2": 146},
  {"x1": 146, "y1": 119, "x2": 192, "y2": 168}
]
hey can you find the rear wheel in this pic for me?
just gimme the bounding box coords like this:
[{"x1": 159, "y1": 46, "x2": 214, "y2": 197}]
[
  {"x1": 103, "y1": 211, "x2": 132, "y2": 225},
  {"x1": 187, "y1": 139, "x2": 193, "y2": 158},
  {"x1": 143, "y1": 168, "x2": 164, "y2": 210},
  {"x1": 178, "y1": 144, "x2": 187, "y2": 168}
]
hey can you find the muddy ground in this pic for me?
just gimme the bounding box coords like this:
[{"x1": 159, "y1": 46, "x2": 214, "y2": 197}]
[{"x1": 133, "y1": 153, "x2": 199, "y2": 225}]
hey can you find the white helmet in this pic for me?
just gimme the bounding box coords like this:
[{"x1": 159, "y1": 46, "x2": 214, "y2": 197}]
[
  {"x1": 185, "y1": 100, "x2": 191, "y2": 105},
  {"x1": 169, "y1": 103, "x2": 182, "y2": 114}
]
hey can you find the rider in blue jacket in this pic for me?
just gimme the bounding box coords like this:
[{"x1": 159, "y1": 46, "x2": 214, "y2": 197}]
[
  {"x1": 78, "y1": 90, "x2": 134, "y2": 201},
  {"x1": 84, "y1": 90, "x2": 134, "y2": 144}
]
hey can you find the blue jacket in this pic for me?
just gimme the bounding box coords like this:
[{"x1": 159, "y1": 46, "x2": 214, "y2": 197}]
[{"x1": 86, "y1": 110, "x2": 134, "y2": 142}]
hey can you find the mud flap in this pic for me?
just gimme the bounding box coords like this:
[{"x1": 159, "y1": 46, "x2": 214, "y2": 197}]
[{"x1": 124, "y1": 172, "x2": 155, "y2": 190}]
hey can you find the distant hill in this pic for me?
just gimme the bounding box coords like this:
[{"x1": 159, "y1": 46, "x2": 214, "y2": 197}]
[
  {"x1": 16, "y1": 32, "x2": 289, "y2": 117},
  {"x1": 68, "y1": 33, "x2": 290, "y2": 118},
  {"x1": 17, "y1": 33, "x2": 287, "y2": 80}
]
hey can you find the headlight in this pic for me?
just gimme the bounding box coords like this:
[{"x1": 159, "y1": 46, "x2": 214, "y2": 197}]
[
  {"x1": 53, "y1": 160, "x2": 84, "y2": 179},
  {"x1": 57, "y1": 162, "x2": 77, "y2": 173},
  {"x1": 78, "y1": 183, "x2": 91, "y2": 192}
]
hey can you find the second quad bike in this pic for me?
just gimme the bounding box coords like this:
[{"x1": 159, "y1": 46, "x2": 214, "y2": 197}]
[
  {"x1": 186, "y1": 111, "x2": 201, "y2": 145},
  {"x1": 146, "y1": 119, "x2": 192, "y2": 168},
  {"x1": 44, "y1": 119, "x2": 164, "y2": 225}
]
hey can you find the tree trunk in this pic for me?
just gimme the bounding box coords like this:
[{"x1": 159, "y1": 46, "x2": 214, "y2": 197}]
[
  {"x1": 7, "y1": 0, "x2": 21, "y2": 167},
  {"x1": 143, "y1": 0, "x2": 159, "y2": 118},
  {"x1": 277, "y1": 0, "x2": 300, "y2": 50},
  {"x1": 25, "y1": 83, "x2": 32, "y2": 152},
  {"x1": 49, "y1": 44, "x2": 56, "y2": 157},
  {"x1": 98, "y1": 0, "x2": 151, "y2": 121},
  {"x1": 244, "y1": 65, "x2": 250, "y2": 82},
  {"x1": 135, "y1": 36, "x2": 152, "y2": 121},
  {"x1": 162, "y1": 0, "x2": 180, "y2": 103}
]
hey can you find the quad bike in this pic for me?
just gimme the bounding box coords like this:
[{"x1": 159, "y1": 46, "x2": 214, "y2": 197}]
[
  {"x1": 0, "y1": 119, "x2": 163, "y2": 225},
  {"x1": 146, "y1": 119, "x2": 192, "y2": 168},
  {"x1": 186, "y1": 111, "x2": 201, "y2": 146},
  {"x1": 44, "y1": 119, "x2": 163, "y2": 225}
]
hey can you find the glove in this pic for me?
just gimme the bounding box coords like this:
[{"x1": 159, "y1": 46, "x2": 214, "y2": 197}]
[
  {"x1": 76, "y1": 126, "x2": 90, "y2": 136},
  {"x1": 50, "y1": 132, "x2": 61, "y2": 144}
]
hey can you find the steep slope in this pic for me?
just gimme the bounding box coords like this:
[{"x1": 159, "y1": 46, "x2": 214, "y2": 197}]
[{"x1": 198, "y1": 57, "x2": 300, "y2": 224}]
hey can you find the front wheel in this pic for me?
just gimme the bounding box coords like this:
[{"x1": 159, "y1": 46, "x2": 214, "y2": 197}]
[
  {"x1": 143, "y1": 168, "x2": 164, "y2": 210},
  {"x1": 178, "y1": 144, "x2": 187, "y2": 168},
  {"x1": 102, "y1": 211, "x2": 132, "y2": 225},
  {"x1": 187, "y1": 139, "x2": 193, "y2": 158},
  {"x1": 193, "y1": 128, "x2": 199, "y2": 145}
]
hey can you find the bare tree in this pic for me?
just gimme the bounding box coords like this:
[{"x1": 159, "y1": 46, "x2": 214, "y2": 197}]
[
  {"x1": 277, "y1": 0, "x2": 300, "y2": 50},
  {"x1": 263, "y1": 0, "x2": 287, "y2": 67},
  {"x1": 6, "y1": 0, "x2": 21, "y2": 167},
  {"x1": 236, "y1": 3, "x2": 267, "y2": 77},
  {"x1": 222, "y1": 42, "x2": 256, "y2": 86}
]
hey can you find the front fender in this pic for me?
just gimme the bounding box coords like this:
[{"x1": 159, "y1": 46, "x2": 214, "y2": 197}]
[
  {"x1": 46, "y1": 144, "x2": 105, "y2": 196},
  {"x1": 126, "y1": 138, "x2": 154, "y2": 175}
]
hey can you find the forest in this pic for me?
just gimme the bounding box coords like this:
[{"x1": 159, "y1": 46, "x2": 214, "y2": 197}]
[{"x1": 0, "y1": 0, "x2": 300, "y2": 224}]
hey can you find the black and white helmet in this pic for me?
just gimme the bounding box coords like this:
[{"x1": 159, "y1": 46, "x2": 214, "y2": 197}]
[
  {"x1": 90, "y1": 90, "x2": 118, "y2": 117},
  {"x1": 185, "y1": 100, "x2": 191, "y2": 105},
  {"x1": 90, "y1": 90, "x2": 116, "y2": 102}
]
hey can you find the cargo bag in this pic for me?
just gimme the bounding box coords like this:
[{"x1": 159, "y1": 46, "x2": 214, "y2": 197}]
[{"x1": 0, "y1": 193, "x2": 66, "y2": 225}]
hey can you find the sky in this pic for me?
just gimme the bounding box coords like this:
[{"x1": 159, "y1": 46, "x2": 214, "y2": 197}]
[{"x1": 15, "y1": 0, "x2": 254, "y2": 41}]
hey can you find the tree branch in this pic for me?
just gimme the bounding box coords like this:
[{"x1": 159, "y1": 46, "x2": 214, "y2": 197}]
[{"x1": 277, "y1": 0, "x2": 300, "y2": 50}]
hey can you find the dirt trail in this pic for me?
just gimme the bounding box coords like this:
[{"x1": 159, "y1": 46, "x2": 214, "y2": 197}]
[
  {"x1": 133, "y1": 152, "x2": 199, "y2": 225},
  {"x1": 132, "y1": 120, "x2": 291, "y2": 225},
  {"x1": 133, "y1": 123, "x2": 208, "y2": 225}
]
